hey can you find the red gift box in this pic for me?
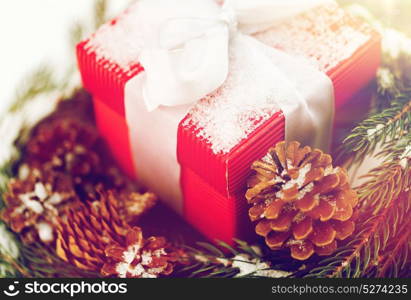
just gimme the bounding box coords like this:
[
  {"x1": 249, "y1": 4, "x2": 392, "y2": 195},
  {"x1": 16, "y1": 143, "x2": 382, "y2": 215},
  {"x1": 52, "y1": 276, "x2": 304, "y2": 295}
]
[{"x1": 79, "y1": 1, "x2": 381, "y2": 243}]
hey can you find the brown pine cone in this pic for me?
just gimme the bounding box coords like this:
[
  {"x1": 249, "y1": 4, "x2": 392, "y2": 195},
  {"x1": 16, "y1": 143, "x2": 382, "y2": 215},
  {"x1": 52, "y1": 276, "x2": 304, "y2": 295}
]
[
  {"x1": 1, "y1": 169, "x2": 78, "y2": 244},
  {"x1": 246, "y1": 141, "x2": 358, "y2": 260},
  {"x1": 101, "y1": 227, "x2": 176, "y2": 278},
  {"x1": 56, "y1": 190, "x2": 174, "y2": 277},
  {"x1": 24, "y1": 117, "x2": 139, "y2": 199},
  {"x1": 114, "y1": 189, "x2": 157, "y2": 223},
  {"x1": 25, "y1": 117, "x2": 101, "y2": 177},
  {"x1": 56, "y1": 190, "x2": 133, "y2": 272},
  {"x1": 86, "y1": 186, "x2": 157, "y2": 224}
]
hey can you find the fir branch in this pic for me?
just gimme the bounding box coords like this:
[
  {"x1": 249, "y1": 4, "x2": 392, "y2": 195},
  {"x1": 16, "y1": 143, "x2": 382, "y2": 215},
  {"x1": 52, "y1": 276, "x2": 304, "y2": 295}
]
[
  {"x1": 0, "y1": 251, "x2": 31, "y2": 278},
  {"x1": 20, "y1": 243, "x2": 100, "y2": 278},
  {"x1": 70, "y1": 21, "x2": 85, "y2": 50},
  {"x1": 70, "y1": 0, "x2": 108, "y2": 49},
  {"x1": 175, "y1": 243, "x2": 241, "y2": 278},
  {"x1": 93, "y1": 0, "x2": 108, "y2": 30},
  {"x1": 338, "y1": 28, "x2": 411, "y2": 164},
  {"x1": 0, "y1": 223, "x2": 23, "y2": 277},
  {"x1": 378, "y1": 219, "x2": 411, "y2": 277},
  {"x1": 355, "y1": 163, "x2": 409, "y2": 214},
  {"x1": 339, "y1": 97, "x2": 411, "y2": 164},
  {"x1": 174, "y1": 241, "x2": 293, "y2": 278},
  {"x1": 377, "y1": 131, "x2": 411, "y2": 168},
  {"x1": 8, "y1": 66, "x2": 58, "y2": 113},
  {"x1": 364, "y1": 191, "x2": 411, "y2": 277},
  {"x1": 320, "y1": 103, "x2": 411, "y2": 279}
]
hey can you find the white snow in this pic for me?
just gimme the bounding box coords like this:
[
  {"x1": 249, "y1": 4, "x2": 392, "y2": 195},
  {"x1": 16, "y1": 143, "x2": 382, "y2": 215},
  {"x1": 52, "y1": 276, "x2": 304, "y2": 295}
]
[{"x1": 232, "y1": 254, "x2": 291, "y2": 278}]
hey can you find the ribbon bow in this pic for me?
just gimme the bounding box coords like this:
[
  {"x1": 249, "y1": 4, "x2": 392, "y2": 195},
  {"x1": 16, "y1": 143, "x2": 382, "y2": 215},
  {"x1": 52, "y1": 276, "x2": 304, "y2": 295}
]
[
  {"x1": 124, "y1": 0, "x2": 335, "y2": 212},
  {"x1": 136, "y1": 0, "x2": 331, "y2": 111}
]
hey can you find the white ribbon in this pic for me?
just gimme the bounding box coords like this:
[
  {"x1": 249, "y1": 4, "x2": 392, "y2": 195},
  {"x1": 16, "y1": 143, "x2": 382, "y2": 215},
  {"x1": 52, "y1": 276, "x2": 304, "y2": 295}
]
[
  {"x1": 124, "y1": 0, "x2": 335, "y2": 213},
  {"x1": 137, "y1": 0, "x2": 332, "y2": 111}
]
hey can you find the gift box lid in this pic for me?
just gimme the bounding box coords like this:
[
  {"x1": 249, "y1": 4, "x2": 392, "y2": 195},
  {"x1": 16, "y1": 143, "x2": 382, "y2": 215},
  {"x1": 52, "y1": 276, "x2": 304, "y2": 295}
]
[{"x1": 77, "y1": 1, "x2": 380, "y2": 117}]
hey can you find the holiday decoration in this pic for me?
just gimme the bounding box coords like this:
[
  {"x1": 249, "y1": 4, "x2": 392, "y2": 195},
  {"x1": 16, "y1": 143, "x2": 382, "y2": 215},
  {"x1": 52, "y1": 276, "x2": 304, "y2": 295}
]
[
  {"x1": 77, "y1": 0, "x2": 380, "y2": 244},
  {"x1": 24, "y1": 115, "x2": 139, "y2": 199},
  {"x1": 101, "y1": 227, "x2": 176, "y2": 278},
  {"x1": 1, "y1": 169, "x2": 79, "y2": 244},
  {"x1": 25, "y1": 118, "x2": 100, "y2": 175},
  {"x1": 175, "y1": 241, "x2": 293, "y2": 278},
  {"x1": 0, "y1": 0, "x2": 410, "y2": 280},
  {"x1": 246, "y1": 141, "x2": 358, "y2": 260}
]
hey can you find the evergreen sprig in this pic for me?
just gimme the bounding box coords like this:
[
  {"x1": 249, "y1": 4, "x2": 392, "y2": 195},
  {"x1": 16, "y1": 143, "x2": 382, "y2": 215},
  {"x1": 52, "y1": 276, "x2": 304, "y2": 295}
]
[
  {"x1": 20, "y1": 244, "x2": 100, "y2": 278},
  {"x1": 8, "y1": 66, "x2": 58, "y2": 113},
  {"x1": 338, "y1": 31, "x2": 411, "y2": 165},
  {"x1": 174, "y1": 241, "x2": 256, "y2": 278},
  {"x1": 0, "y1": 224, "x2": 23, "y2": 277},
  {"x1": 339, "y1": 95, "x2": 411, "y2": 165},
  {"x1": 1, "y1": 1, "x2": 411, "y2": 279},
  {"x1": 174, "y1": 240, "x2": 295, "y2": 278},
  {"x1": 355, "y1": 163, "x2": 409, "y2": 214}
]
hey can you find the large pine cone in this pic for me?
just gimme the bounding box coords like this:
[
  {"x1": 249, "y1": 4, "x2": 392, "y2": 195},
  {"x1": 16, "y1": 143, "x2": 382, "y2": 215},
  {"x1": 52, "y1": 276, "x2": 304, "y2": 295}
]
[
  {"x1": 56, "y1": 190, "x2": 174, "y2": 277},
  {"x1": 246, "y1": 141, "x2": 358, "y2": 260}
]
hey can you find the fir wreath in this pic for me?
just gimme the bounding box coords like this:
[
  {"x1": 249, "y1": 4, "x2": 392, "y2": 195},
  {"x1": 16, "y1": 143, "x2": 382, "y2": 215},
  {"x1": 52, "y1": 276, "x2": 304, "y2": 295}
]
[{"x1": 0, "y1": 0, "x2": 410, "y2": 278}]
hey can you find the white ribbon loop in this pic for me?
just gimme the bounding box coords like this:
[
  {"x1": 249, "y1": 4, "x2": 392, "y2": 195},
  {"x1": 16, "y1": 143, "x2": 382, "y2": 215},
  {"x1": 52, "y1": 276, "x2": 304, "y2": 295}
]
[{"x1": 137, "y1": 0, "x2": 229, "y2": 111}]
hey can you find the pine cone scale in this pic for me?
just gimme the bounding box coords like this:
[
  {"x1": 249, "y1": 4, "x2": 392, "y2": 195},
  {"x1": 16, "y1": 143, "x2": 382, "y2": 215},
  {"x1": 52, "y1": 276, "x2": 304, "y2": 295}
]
[
  {"x1": 307, "y1": 199, "x2": 336, "y2": 221},
  {"x1": 266, "y1": 231, "x2": 289, "y2": 249},
  {"x1": 105, "y1": 245, "x2": 128, "y2": 261},
  {"x1": 290, "y1": 240, "x2": 314, "y2": 260},
  {"x1": 333, "y1": 220, "x2": 355, "y2": 240},
  {"x1": 270, "y1": 210, "x2": 296, "y2": 232},
  {"x1": 292, "y1": 217, "x2": 313, "y2": 240},
  {"x1": 256, "y1": 219, "x2": 271, "y2": 236},
  {"x1": 309, "y1": 222, "x2": 337, "y2": 247},
  {"x1": 314, "y1": 240, "x2": 337, "y2": 256},
  {"x1": 264, "y1": 199, "x2": 285, "y2": 219}
]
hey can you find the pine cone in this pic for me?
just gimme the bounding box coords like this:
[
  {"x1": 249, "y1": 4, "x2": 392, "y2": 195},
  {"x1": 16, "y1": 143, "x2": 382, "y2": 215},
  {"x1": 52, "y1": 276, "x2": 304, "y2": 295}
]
[
  {"x1": 25, "y1": 117, "x2": 101, "y2": 177},
  {"x1": 246, "y1": 141, "x2": 358, "y2": 260},
  {"x1": 1, "y1": 169, "x2": 78, "y2": 244},
  {"x1": 87, "y1": 186, "x2": 157, "y2": 224},
  {"x1": 101, "y1": 227, "x2": 176, "y2": 278},
  {"x1": 24, "y1": 117, "x2": 139, "y2": 199},
  {"x1": 56, "y1": 190, "x2": 173, "y2": 277},
  {"x1": 114, "y1": 189, "x2": 157, "y2": 223}
]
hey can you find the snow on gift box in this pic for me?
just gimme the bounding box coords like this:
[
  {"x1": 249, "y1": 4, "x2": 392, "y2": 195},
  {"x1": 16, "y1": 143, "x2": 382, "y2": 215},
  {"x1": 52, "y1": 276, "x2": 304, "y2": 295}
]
[{"x1": 77, "y1": 0, "x2": 380, "y2": 244}]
